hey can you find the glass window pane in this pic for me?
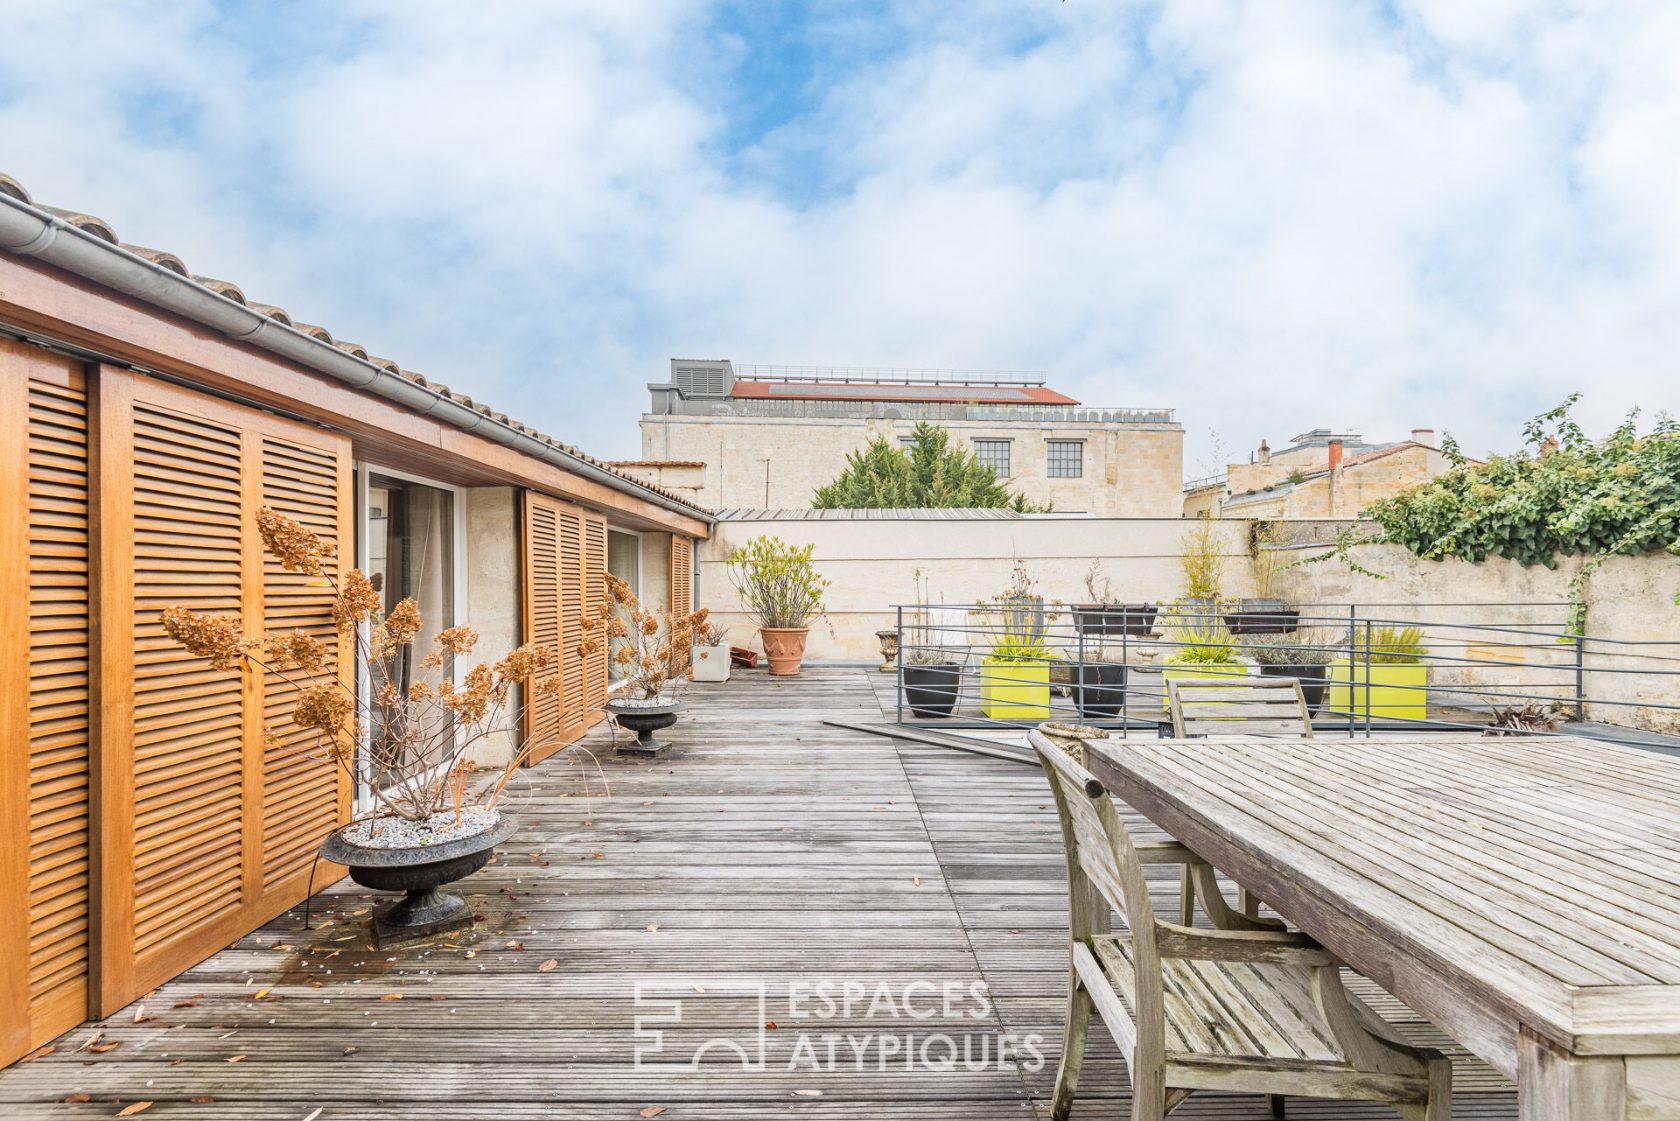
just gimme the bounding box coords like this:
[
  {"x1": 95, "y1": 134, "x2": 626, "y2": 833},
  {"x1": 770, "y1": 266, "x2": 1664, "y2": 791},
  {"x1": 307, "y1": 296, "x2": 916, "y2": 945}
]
[
  {"x1": 1047, "y1": 441, "x2": 1083, "y2": 478},
  {"x1": 606, "y1": 531, "x2": 640, "y2": 682},
  {"x1": 365, "y1": 473, "x2": 456, "y2": 788},
  {"x1": 974, "y1": 439, "x2": 1010, "y2": 476}
]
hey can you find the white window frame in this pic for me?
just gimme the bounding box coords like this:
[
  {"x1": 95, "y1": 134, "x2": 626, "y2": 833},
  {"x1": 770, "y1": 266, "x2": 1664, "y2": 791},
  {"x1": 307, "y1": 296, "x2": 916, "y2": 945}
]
[{"x1": 353, "y1": 462, "x2": 470, "y2": 816}]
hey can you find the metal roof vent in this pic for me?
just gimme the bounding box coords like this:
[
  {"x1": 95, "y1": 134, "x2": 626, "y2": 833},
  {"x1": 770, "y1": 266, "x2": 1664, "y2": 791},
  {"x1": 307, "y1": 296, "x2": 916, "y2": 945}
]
[{"x1": 671, "y1": 358, "x2": 735, "y2": 398}]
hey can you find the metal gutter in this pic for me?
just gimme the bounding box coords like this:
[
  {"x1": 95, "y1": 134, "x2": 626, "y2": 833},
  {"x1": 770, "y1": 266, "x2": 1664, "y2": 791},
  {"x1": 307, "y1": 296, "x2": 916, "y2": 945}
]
[{"x1": 0, "y1": 194, "x2": 712, "y2": 526}]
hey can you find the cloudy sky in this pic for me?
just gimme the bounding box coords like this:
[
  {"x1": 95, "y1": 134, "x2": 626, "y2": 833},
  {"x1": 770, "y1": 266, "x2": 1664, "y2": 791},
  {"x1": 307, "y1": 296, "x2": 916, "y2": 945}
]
[{"x1": 3, "y1": 0, "x2": 1677, "y2": 472}]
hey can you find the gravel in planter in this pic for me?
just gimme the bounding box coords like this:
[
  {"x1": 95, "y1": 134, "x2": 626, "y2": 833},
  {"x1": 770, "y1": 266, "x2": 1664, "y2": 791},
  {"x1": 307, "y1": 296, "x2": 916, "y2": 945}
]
[{"x1": 340, "y1": 807, "x2": 501, "y2": 849}]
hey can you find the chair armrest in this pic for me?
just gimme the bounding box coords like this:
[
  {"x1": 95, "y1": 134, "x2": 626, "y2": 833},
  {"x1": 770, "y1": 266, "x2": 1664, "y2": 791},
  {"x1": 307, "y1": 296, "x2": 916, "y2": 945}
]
[{"x1": 1154, "y1": 921, "x2": 1341, "y2": 966}]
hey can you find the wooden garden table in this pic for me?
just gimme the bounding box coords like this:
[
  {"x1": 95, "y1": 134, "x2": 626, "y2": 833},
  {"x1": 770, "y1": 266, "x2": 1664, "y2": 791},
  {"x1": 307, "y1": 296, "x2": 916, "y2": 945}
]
[{"x1": 1084, "y1": 732, "x2": 1680, "y2": 1120}]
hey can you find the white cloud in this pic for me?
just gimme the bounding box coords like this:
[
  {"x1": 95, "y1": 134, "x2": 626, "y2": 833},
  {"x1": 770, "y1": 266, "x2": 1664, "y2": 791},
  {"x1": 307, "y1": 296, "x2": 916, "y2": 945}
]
[{"x1": 1, "y1": 0, "x2": 1676, "y2": 469}]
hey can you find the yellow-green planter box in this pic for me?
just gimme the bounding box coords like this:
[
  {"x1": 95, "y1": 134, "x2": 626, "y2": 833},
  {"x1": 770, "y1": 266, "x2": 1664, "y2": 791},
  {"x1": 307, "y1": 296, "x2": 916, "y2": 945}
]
[
  {"x1": 980, "y1": 659, "x2": 1052, "y2": 720},
  {"x1": 1324, "y1": 660, "x2": 1427, "y2": 721},
  {"x1": 1159, "y1": 662, "x2": 1252, "y2": 709}
]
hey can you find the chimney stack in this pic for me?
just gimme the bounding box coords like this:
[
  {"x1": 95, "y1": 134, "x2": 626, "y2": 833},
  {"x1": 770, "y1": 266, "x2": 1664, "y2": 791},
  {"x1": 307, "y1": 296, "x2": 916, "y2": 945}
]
[
  {"x1": 1258, "y1": 438, "x2": 1271, "y2": 464},
  {"x1": 1327, "y1": 439, "x2": 1344, "y2": 473},
  {"x1": 1411, "y1": 428, "x2": 1435, "y2": 446}
]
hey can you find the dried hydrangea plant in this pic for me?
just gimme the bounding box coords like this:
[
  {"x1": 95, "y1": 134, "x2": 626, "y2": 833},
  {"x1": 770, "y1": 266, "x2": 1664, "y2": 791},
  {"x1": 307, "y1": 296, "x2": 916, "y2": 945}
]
[
  {"x1": 578, "y1": 574, "x2": 702, "y2": 702},
  {"x1": 162, "y1": 507, "x2": 565, "y2": 825}
]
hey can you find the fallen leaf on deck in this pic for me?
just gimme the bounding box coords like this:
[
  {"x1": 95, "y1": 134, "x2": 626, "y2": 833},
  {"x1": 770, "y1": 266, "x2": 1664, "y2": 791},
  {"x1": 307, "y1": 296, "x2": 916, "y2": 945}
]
[
  {"x1": 254, "y1": 988, "x2": 270, "y2": 999},
  {"x1": 693, "y1": 985, "x2": 705, "y2": 993},
  {"x1": 343, "y1": 1046, "x2": 358, "y2": 1056},
  {"x1": 639, "y1": 1108, "x2": 666, "y2": 1118},
  {"x1": 381, "y1": 993, "x2": 403, "y2": 1001},
  {"x1": 303, "y1": 1110, "x2": 324, "y2": 1121},
  {"x1": 227, "y1": 1054, "x2": 246, "y2": 1063},
  {"x1": 645, "y1": 922, "x2": 660, "y2": 933},
  {"x1": 792, "y1": 1089, "x2": 823, "y2": 1097},
  {"x1": 189, "y1": 1095, "x2": 214, "y2": 1103},
  {"x1": 505, "y1": 940, "x2": 525, "y2": 951},
  {"x1": 538, "y1": 959, "x2": 558, "y2": 972},
  {"x1": 89, "y1": 1041, "x2": 120, "y2": 1053},
  {"x1": 173, "y1": 1001, "x2": 198, "y2": 1009},
  {"x1": 20, "y1": 1044, "x2": 54, "y2": 1062},
  {"x1": 913, "y1": 875, "x2": 921, "y2": 886},
  {"x1": 117, "y1": 1103, "x2": 153, "y2": 1116},
  {"x1": 63, "y1": 1092, "x2": 90, "y2": 1102},
  {"x1": 765, "y1": 1021, "x2": 778, "y2": 1030}
]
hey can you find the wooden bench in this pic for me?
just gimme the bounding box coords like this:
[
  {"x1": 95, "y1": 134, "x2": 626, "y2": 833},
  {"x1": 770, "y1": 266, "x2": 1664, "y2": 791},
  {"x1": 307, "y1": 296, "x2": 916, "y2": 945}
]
[
  {"x1": 1029, "y1": 729, "x2": 1452, "y2": 1121},
  {"x1": 1168, "y1": 676, "x2": 1314, "y2": 739}
]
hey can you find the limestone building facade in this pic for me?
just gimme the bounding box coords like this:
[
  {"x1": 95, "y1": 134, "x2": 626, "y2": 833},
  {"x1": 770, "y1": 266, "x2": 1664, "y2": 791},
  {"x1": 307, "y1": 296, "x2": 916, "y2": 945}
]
[
  {"x1": 623, "y1": 359, "x2": 1185, "y2": 516},
  {"x1": 1183, "y1": 428, "x2": 1451, "y2": 519}
]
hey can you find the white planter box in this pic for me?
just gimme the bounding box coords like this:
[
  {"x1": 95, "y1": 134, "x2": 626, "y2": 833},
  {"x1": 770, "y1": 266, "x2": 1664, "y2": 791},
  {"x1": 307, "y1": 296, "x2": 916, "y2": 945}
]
[{"x1": 690, "y1": 645, "x2": 731, "y2": 683}]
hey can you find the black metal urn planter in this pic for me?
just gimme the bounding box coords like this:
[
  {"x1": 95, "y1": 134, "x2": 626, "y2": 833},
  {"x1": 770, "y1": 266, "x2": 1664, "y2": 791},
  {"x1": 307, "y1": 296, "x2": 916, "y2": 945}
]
[
  {"x1": 321, "y1": 812, "x2": 517, "y2": 947},
  {"x1": 1224, "y1": 599, "x2": 1300, "y2": 635},
  {"x1": 606, "y1": 697, "x2": 684, "y2": 757},
  {"x1": 902, "y1": 664, "x2": 961, "y2": 718},
  {"x1": 1071, "y1": 603, "x2": 1158, "y2": 638}
]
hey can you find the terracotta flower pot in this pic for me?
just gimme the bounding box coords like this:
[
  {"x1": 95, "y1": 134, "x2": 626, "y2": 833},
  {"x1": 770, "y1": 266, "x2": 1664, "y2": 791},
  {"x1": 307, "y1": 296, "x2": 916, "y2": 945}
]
[{"x1": 761, "y1": 626, "x2": 810, "y2": 676}]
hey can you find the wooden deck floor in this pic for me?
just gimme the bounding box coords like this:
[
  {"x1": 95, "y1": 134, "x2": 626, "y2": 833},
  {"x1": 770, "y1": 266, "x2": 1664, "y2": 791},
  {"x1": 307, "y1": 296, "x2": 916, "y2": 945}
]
[{"x1": 0, "y1": 667, "x2": 1517, "y2": 1118}]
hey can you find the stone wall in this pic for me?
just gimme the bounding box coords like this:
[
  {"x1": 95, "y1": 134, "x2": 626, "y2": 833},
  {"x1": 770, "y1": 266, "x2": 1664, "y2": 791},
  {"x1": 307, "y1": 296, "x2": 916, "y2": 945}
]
[
  {"x1": 640, "y1": 413, "x2": 1185, "y2": 516},
  {"x1": 695, "y1": 513, "x2": 1680, "y2": 733},
  {"x1": 466, "y1": 487, "x2": 522, "y2": 764}
]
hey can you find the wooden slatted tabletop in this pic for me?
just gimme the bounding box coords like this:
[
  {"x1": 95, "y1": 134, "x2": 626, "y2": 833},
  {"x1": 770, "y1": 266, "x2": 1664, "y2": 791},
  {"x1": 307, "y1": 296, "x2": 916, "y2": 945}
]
[{"x1": 1084, "y1": 733, "x2": 1680, "y2": 1121}]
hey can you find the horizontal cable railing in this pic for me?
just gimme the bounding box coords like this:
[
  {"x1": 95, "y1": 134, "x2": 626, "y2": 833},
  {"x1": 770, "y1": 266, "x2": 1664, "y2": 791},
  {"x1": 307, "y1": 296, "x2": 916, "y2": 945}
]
[{"x1": 888, "y1": 601, "x2": 1680, "y2": 748}]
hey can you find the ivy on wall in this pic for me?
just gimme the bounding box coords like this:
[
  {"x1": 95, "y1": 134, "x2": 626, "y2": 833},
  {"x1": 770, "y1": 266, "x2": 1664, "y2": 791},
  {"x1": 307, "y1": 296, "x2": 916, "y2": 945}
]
[{"x1": 1308, "y1": 397, "x2": 1680, "y2": 633}]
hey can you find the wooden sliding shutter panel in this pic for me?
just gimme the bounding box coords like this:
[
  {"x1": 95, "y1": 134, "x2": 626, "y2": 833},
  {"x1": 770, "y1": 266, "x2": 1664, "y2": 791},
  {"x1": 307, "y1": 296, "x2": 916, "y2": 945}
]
[
  {"x1": 95, "y1": 368, "x2": 352, "y2": 1013},
  {"x1": 669, "y1": 536, "x2": 694, "y2": 674},
  {"x1": 520, "y1": 492, "x2": 609, "y2": 765},
  {"x1": 0, "y1": 340, "x2": 93, "y2": 1066}
]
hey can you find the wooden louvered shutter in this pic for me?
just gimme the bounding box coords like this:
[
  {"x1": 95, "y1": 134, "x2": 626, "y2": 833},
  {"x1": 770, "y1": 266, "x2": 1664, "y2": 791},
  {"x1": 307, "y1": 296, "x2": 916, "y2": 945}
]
[
  {"x1": 669, "y1": 536, "x2": 694, "y2": 675},
  {"x1": 0, "y1": 340, "x2": 93, "y2": 1066},
  {"x1": 94, "y1": 369, "x2": 352, "y2": 1013},
  {"x1": 582, "y1": 513, "x2": 608, "y2": 712},
  {"x1": 520, "y1": 493, "x2": 564, "y2": 764},
  {"x1": 521, "y1": 493, "x2": 608, "y2": 764}
]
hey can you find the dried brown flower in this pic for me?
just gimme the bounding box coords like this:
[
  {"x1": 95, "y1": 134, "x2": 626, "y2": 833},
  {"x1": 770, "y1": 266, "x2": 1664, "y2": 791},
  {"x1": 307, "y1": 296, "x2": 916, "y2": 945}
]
[
  {"x1": 292, "y1": 684, "x2": 353, "y2": 736},
  {"x1": 257, "y1": 507, "x2": 334, "y2": 575},
  {"x1": 160, "y1": 607, "x2": 251, "y2": 671},
  {"x1": 334, "y1": 569, "x2": 381, "y2": 632},
  {"x1": 384, "y1": 597, "x2": 423, "y2": 644},
  {"x1": 266, "y1": 630, "x2": 328, "y2": 673}
]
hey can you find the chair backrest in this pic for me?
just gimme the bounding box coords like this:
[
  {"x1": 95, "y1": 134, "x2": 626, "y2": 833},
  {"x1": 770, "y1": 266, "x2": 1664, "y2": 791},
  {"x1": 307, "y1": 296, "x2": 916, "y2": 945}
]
[
  {"x1": 925, "y1": 605, "x2": 974, "y2": 651},
  {"x1": 1167, "y1": 676, "x2": 1314, "y2": 739},
  {"x1": 1029, "y1": 729, "x2": 1158, "y2": 938}
]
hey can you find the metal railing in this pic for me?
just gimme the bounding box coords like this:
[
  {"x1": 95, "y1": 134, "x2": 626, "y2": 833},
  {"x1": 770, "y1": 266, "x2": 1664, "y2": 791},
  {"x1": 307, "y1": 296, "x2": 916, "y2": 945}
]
[
  {"x1": 889, "y1": 601, "x2": 1680, "y2": 749},
  {"x1": 735, "y1": 364, "x2": 1048, "y2": 386}
]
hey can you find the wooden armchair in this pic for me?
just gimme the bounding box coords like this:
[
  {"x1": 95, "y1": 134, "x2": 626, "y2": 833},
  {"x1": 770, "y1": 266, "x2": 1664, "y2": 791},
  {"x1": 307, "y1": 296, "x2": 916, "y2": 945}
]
[
  {"x1": 1030, "y1": 730, "x2": 1451, "y2": 1120},
  {"x1": 1167, "y1": 676, "x2": 1315, "y2": 739}
]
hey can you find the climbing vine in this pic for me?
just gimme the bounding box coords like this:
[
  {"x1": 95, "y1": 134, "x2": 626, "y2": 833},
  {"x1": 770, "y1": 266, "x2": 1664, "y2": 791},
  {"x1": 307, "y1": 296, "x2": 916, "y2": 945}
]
[{"x1": 1301, "y1": 397, "x2": 1680, "y2": 633}]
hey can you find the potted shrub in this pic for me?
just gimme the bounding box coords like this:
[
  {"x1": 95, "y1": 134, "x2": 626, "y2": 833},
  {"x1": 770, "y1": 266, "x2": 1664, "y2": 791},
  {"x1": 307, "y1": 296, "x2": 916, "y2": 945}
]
[
  {"x1": 902, "y1": 645, "x2": 963, "y2": 718},
  {"x1": 1070, "y1": 559, "x2": 1157, "y2": 637},
  {"x1": 582, "y1": 574, "x2": 700, "y2": 753},
  {"x1": 979, "y1": 607, "x2": 1053, "y2": 720},
  {"x1": 162, "y1": 508, "x2": 562, "y2": 946},
  {"x1": 726, "y1": 535, "x2": 830, "y2": 676},
  {"x1": 1160, "y1": 621, "x2": 1251, "y2": 709},
  {"x1": 690, "y1": 614, "x2": 732, "y2": 683},
  {"x1": 1075, "y1": 639, "x2": 1128, "y2": 720},
  {"x1": 1245, "y1": 629, "x2": 1336, "y2": 712},
  {"x1": 1327, "y1": 625, "x2": 1428, "y2": 722}
]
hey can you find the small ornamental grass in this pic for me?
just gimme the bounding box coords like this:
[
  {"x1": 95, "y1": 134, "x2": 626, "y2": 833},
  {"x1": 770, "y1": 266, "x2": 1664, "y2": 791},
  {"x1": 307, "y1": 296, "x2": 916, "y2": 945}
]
[
  {"x1": 162, "y1": 508, "x2": 575, "y2": 828},
  {"x1": 1166, "y1": 622, "x2": 1242, "y2": 666},
  {"x1": 1245, "y1": 628, "x2": 1340, "y2": 667}
]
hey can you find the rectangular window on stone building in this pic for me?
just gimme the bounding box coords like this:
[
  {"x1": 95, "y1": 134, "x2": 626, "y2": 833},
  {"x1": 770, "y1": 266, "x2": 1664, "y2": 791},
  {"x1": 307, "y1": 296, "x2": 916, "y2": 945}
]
[
  {"x1": 974, "y1": 439, "x2": 1011, "y2": 477},
  {"x1": 1047, "y1": 440, "x2": 1083, "y2": 478}
]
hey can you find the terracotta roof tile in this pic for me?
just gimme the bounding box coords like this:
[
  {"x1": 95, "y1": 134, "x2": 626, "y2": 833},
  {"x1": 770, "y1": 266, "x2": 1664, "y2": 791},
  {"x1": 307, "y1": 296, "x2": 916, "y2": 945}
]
[{"x1": 0, "y1": 169, "x2": 709, "y2": 516}]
